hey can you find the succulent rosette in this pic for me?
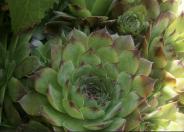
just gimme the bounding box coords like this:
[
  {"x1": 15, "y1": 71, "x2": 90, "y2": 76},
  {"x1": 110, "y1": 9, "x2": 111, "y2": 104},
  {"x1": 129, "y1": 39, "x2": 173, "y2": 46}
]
[
  {"x1": 116, "y1": 5, "x2": 148, "y2": 35},
  {"x1": 15, "y1": 29, "x2": 156, "y2": 131}
]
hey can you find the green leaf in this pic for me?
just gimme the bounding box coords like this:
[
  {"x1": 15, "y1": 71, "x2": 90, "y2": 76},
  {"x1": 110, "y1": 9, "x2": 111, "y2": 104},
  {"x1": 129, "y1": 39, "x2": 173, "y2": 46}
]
[
  {"x1": 50, "y1": 37, "x2": 62, "y2": 70},
  {"x1": 19, "y1": 92, "x2": 47, "y2": 116},
  {"x1": 125, "y1": 110, "x2": 141, "y2": 131},
  {"x1": 113, "y1": 35, "x2": 135, "y2": 52},
  {"x1": 119, "y1": 50, "x2": 139, "y2": 74},
  {"x1": 136, "y1": 58, "x2": 153, "y2": 76},
  {"x1": 103, "y1": 63, "x2": 118, "y2": 80},
  {"x1": 47, "y1": 84, "x2": 65, "y2": 113},
  {"x1": 91, "y1": 0, "x2": 113, "y2": 16},
  {"x1": 132, "y1": 75, "x2": 155, "y2": 97},
  {"x1": 70, "y1": 0, "x2": 86, "y2": 8},
  {"x1": 20, "y1": 120, "x2": 51, "y2": 132},
  {"x1": 165, "y1": 14, "x2": 184, "y2": 40},
  {"x1": 176, "y1": 78, "x2": 184, "y2": 92},
  {"x1": 80, "y1": 107, "x2": 105, "y2": 120},
  {"x1": 119, "y1": 92, "x2": 139, "y2": 117},
  {"x1": 57, "y1": 61, "x2": 75, "y2": 87},
  {"x1": 96, "y1": 47, "x2": 118, "y2": 63},
  {"x1": 160, "y1": 0, "x2": 179, "y2": 15},
  {"x1": 166, "y1": 60, "x2": 184, "y2": 78},
  {"x1": 63, "y1": 42, "x2": 85, "y2": 66},
  {"x1": 151, "y1": 12, "x2": 172, "y2": 39},
  {"x1": 4, "y1": 96, "x2": 22, "y2": 126},
  {"x1": 144, "y1": 0, "x2": 160, "y2": 19},
  {"x1": 84, "y1": 120, "x2": 113, "y2": 130},
  {"x1": 6, "y1": 0, "x2": 55, "y2": 32},
  {"x1": 68, "y1": 29, "x2": 88, "y2": 46},
  {"x1": 8, "y1": 77, "x2": 27, "y2": 102},
  {"x1": 41, "y1": 105, "x2": 66, "y2": 127},
  {"x1": 69, "y1": 4, "x2": 91, "y2": 18},
  {"x1": 35, "y1": 68, "x2": 58, "y2": 95},
  {"x1": 144, "y1": 102, "x2": 177, "y2": 120},
  {"x1": 117, "y1": 72, "x2": 132, "y2": 94},
  {"x1": 104, "y1": 118, "x2": 126, "y2": 131},
  {"x1": 80, "y1": 53, "x2": 101, "y2": 65},
  {"x1": 14, "y1": 56, "x2": 41, "y2": 79},
  {"x1": 173, "y1": 40, "x2": 184, "y2": 52},
  {"x1": 103, "y1": 102, "x2": 122, "y2": 120},
  {"x1": 70, "y1": 86, "x2": 84, "y2": 108},
  {"x1": 13, "y1": 33, "x2": 32, "y2": 64},
  {"x1": 63, "y1": 99, "x2": 84, "y2": 120},
  {"x1": 149, "y1": 37, "x2": 167, "y2": 68},
  {"x1": 88, "y1": 29, "x2": 112, "y2": 49}
]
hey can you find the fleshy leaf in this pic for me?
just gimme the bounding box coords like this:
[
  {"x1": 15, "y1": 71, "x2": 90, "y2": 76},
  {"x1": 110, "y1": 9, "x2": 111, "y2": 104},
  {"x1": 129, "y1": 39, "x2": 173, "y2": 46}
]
[
  {"x1": 144, "y1": 102, "x2": 177, "y2": 120},
  {"x1": 50, "y1": 37, "x2": 62, "y2": 70},
  {"x1": 179, "y1": 93, "x2": 184, "y2": 105},
  {"x1": 149, "y1": 37, "x2": 167, "y2": 68},
  {"x1": 104, "y1": 102, "x2": 122, "y2": 120},
  {"x1": 68, "y1": 29, "x2": 88, "y2": 46},
  {"x1": 4, "y1": 96, "x2": 22, "y2": 126},
  {"x1": 165, "y1": 14, "x2": 184, "y2": 36},
  {"x1": 143, "y1": 0, "x2": 160, "y2": 19},
  {"x1": 132, "y1": 75, "x2": 155, "y2": 97},
  {"x1": 125, "y1": 110, "x2": 141, "y2": 131},
  {"x1": 80, "y1": 107, "x2": 105, "y2": 120},
  {"x1": 14, "y1": 56, "x2": 41, "y2": 78},
  {"x1": 137, "y1": 58, "x2": 153, "y2": 76},
  {"x1": 35, "y1": 68, "x2": 58, "y2": 95},
  {"x1": 47, "y1": 85, "x2": 65, "y2": 113},
  {"x1": 20, "y1": 120, "x2": 51, "y2": 132},
  {"x1": 88, "y1": 29, "x2": 112, "y2": 49},
  {"x1": 117, "y1": 72, "x2": 132, "y2": 94},
  {"x1": 119, "y1": 50, "x2": 139, "y2": 74},
  {"x1": 160, "y1": 0, "x2": 179, "y2": 15},
  {"x1": 19, "y1": 93, "x2": 47, "y2": 116},
  {"x1": 91, "y1": 0, "x2": 113, "y2": 16},
  {"x1": 119, "y1": 92, "x2": 139, "y2": 117},
  {"x1": 83, "y1": 120, "x2": 113, "y2": 130},
  {"x1": 113, "y1": 35, "x2": 135, "y2": 52},
  {"x1": 63, "y1": 42, "x2": 85, "y2": 66},
  {"x1": 69, "y1": 4, "x2": 91, "y2": 18},
  {"x1": 63, "y1": 99, "x2": 84, "y2": 120},
  {"x1": 96, "y1": 47, "x2": 118, "y2": 63},
  {"x1": 104, "y1": 118, "x2": 126, "y2": 131},
  {"x1": 79, "y1": 53, "x2": 101, "y2": 65},
  {"x1": 103, "y1": 63, "x2": 118, "y2": 80},
  {"x1": 166, "y1": 60, "x2": 184, "y2": 78},
  {"x1": 70, "y1": 86, "x2": 84, "y2": 108},
  {"x1": 151, "y1": 12, "x2": 173, "y2": 39},
  {"x1": 8, "y1": 77, "x2": 27, "y2": 102},
  {"x1": 13, "y1": 33, "x2": 32, "y2": 64},
  {"x1": 57, "y1": 61, "x2": 75, "y2": 87},
  {"x1": 176, "y1": 78, "x2": 184, "y2": 92},
  {"x1": 41, "y1": 105, "x2": 65, "y2": 127}
]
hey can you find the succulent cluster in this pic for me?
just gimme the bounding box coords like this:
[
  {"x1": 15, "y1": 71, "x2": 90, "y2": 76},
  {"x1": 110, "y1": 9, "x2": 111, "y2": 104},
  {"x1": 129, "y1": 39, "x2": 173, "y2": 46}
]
[{"x1": 1, "y1": 0, "x2": 184, "y2": 131}]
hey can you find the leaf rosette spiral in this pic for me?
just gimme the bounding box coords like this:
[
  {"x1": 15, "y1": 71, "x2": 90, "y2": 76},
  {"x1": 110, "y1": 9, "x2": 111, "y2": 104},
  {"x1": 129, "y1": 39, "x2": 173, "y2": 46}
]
[{"x1": 14, "y1": 29, "x2": 156, "y2": 131}]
